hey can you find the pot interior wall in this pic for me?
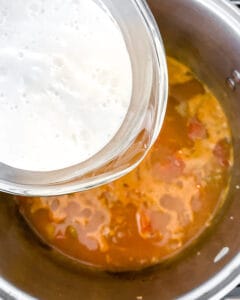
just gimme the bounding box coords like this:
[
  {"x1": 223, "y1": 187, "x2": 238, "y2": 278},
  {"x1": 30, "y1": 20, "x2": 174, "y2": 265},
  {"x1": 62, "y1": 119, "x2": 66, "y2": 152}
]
[{"x1": 0, "y1": 1, "x2": 240, "y2": 299}]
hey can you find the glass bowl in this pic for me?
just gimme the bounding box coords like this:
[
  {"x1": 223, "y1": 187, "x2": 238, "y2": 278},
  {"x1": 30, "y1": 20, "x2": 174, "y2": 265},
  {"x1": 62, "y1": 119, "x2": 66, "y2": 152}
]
[{"x1": 0, "y1": 0, "x2": 168, "y2": 196}]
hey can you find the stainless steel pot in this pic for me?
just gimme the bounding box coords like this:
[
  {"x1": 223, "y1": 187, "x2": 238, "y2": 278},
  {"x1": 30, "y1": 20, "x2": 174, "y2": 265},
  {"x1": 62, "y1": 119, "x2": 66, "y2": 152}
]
[{"x1": 0, "y1": 0, "x2": 240, "y2": 299}]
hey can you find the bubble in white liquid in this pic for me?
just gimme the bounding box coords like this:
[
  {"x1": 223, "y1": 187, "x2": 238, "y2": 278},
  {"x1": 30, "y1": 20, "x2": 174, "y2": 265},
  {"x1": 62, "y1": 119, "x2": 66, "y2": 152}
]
[
  {"x1": 0, "y1": 0, "x2": 132, "y2": 171},
  {"x1": 18, "y1": 52, "x2": 24, "y2": 59}
]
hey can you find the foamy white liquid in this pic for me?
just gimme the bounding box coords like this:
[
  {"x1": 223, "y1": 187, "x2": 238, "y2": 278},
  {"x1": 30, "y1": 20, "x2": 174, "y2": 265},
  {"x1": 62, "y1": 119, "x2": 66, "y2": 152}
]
[{"x1": 0, "y1": 0, "x2": 132, "y2": 171}]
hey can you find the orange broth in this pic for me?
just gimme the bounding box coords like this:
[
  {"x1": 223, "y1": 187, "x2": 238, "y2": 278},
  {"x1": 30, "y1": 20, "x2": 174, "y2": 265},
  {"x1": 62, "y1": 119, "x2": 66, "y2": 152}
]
[{"x1": 16, "y1": 57, "x2": 233, "y2": 271}]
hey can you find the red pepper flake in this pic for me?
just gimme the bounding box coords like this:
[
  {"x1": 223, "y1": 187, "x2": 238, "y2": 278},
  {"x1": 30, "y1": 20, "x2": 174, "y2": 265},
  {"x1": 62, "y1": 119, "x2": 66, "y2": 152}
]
[
  {"x1": 213, "y1": 138, "x2": 230, "y2": 168},
  {"x1": 187, "y1": 117, "x2": 207, "y2": 141},
  {"x1": 137, "y1": 209, "x2": 152, "y2": 237}
]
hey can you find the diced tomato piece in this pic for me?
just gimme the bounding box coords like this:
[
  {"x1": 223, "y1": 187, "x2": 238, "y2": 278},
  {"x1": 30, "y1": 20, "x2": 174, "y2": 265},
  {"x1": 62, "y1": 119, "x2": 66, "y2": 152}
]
[
  {"x1": 213, "y1": 138, "x2": 230, "y2": 167},
  {"x1": 187, "y1": 117, "x2": 207, "y2": 141},
  {"x1": 152, "y1": 155, "x2": 185, "y2": 182}
]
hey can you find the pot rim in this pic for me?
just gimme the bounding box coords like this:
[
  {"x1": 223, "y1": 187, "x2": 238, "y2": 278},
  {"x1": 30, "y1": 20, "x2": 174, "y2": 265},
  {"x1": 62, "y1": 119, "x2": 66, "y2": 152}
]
[{"x1": 178, "y1": 1, "x2": 240, "y2": 299}]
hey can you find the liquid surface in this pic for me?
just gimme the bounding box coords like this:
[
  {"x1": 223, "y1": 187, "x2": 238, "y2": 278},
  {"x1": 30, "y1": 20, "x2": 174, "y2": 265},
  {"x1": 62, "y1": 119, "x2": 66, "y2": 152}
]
[
  {"x1": 0, "y1": 0, "x2": 132, "y2": 171},
  {"x1": 17, "y1": 58, "x2": 233, "y2": 271}
]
